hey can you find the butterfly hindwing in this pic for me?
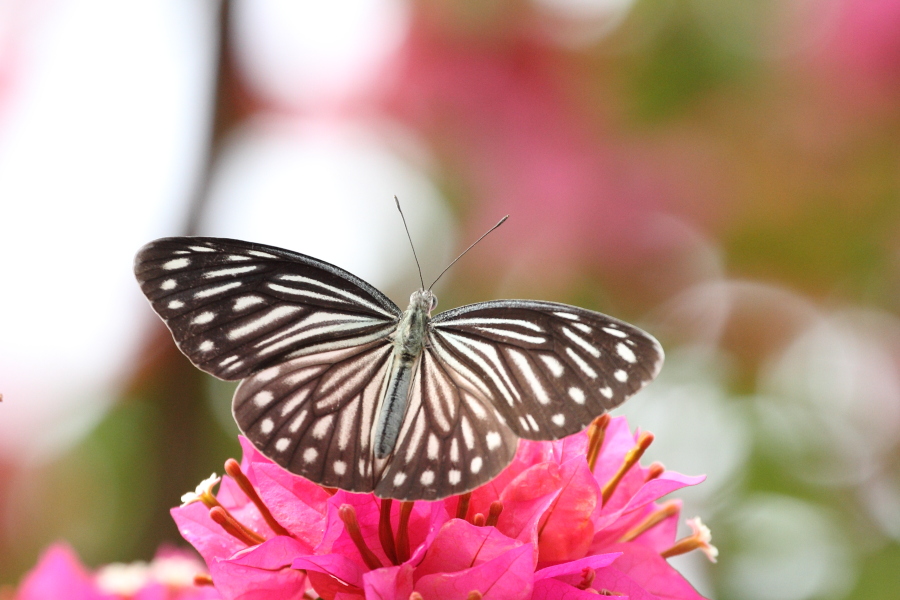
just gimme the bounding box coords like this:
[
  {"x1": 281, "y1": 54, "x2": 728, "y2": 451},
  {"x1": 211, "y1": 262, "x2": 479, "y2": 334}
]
[
  {"x1": 134, "y1": 237, "x2": 401, "y2": 380},
  {"x1": 232, "y1": 342, "x2": 395, "y2": 493},
  {"x1": 375, "y1": 348, "x2": 518, "y2": 500},
  {"x1": 430, "y1": 300, "x2": 663, "y2": 441}
]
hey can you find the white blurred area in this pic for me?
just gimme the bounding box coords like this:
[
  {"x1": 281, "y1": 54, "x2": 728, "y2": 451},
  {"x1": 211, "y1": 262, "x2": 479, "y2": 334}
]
[
  {"x1": 0, "y1": 0, "x2": 218, "y2": 462},
  {"x1": 230, "y1": 0, "x2": 410, "y2": 110},
  {"x1": 0, "y1": 0, "x2": 445, "y2": 467}
]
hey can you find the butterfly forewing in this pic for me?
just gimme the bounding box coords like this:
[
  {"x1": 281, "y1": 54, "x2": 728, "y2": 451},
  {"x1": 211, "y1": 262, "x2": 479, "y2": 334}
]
[
  {"x1": 133, "y1": 237, "x2": 401, "y2": 380},
  {"x1": 430, "y1": 300, "x2": 664, "y2": 441}
]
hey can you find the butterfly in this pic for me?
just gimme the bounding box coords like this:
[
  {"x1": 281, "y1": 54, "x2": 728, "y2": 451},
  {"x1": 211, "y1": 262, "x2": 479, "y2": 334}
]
[{"x1": 134, "y1": 235, "x2": 663, "y2": 501}]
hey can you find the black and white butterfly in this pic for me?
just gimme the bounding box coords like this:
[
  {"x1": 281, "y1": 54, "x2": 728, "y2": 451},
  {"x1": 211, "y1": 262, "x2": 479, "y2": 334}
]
[{"x1": 134, "y1": 236, "x2": 663, "y2": 501}]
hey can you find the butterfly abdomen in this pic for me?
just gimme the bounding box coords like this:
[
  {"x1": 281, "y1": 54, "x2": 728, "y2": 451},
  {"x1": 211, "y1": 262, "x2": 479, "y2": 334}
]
[{"x1": 373, "y1": 291, "x2": 435, "y2": 459}]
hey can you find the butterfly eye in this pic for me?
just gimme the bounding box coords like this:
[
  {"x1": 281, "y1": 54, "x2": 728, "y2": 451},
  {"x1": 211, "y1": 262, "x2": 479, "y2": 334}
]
[{"x1": 429, "y1": 294, "x2": 439, "y2": 311}]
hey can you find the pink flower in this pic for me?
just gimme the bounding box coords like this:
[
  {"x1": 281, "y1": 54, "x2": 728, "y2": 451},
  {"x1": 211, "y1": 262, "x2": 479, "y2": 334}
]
[
  {"x1": 172, "y1": 417, "x2": 715, "y2": 599},
  {"x1": 13, "y1": 543, "x2": 221, "y2": 600}
]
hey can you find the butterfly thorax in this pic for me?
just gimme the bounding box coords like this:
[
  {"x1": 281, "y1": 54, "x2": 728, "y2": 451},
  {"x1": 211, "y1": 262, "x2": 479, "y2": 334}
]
[{"x1": 373, "y1": 290, "x2": 436, "y2": 460}]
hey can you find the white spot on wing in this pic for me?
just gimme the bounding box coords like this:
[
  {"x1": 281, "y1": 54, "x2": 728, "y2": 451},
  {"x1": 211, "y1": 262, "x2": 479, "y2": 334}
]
[
  {"x1": 163, "y1": 258, "x2": 190, "y2": 270},
  {"x1": 461, "y1": 416, "x2": 475, "y2": 449},
  {"x1": 198, "y1": 340, "x2": 214, "y2": 352},
  {"x1": 312, "y1": 415, "x2": 334, "y2": 439},
  {"x1": 192, "y1": 312, "x2": 215, "y2": 325},
  {"x1": 195, "y1": 281, "x2": 242, "y2": 299},
  {"x1": 449, "y1": 470, "x2": 461, "y2": 485},
  {"x1": 254, "y1": 391, "x2": 274, "y2": 407},
  {"x1": 303, "y1": 447, "x2": 318, "y2": 463},
  {"x1": 562, "y1": 327, "x2": 601, "y2": 358},
  {"x1": 234, "y1": 296, "x2": 265, "y2": 311},
  {"x1": 552, "y1": 413, "x2": 565, "y2": 426},
  {"x1": 526, "y1": 414, "x2": 539, "y2": 431},
  {"x1": 393, "y1": 472, "x2": 407, "y2": 486},
  {"x1": 420, "y1": 471, "x2": 435, "y2": 486},
  {"x1": 554, "y1": 312, "x2": 580, "y2": 320},
  {"x1": 486, "y1": 431, "x2": 502, "y2": 450},
  {"x1": 290, "y1": 410, "x2": 308, "y2": 432},
  {"x1": 189, "y1": 246, "x2": 215, "y2": 252},
  {"x1": 566, "y1": 347, "x2": 598, "y2": 379},
  {"x1": 168, "y1": 300, "x2": 184, "y2": 309},
  {"x1": 471, "y1": 457, "x2": 483, "y2": 473},
  {"x1": 540, "y1": 355, "x2": 564, "y2": 378},
  {"x1": 508, "y1": 349, "x2": 550, "y2": 404},
  {"x1": 450, "y1": 438, "x2": 460, "y2": 462},
  {"x1": 260, "y1": 419, "x2": 274, "y2": 434},
  {"x1": 614, "y1": 369, "x2": 628, "y2": 382},
  {"x1": 573, "y1": 322, "x2": 592, "y2": 333},
  {"x1": 334, "y1": 460, "x2": 347, "y2": 475},
  {"x1": 160, "y1": 279, "x2": 176, "y2": 290},
  {"x1": 569, "y1": 387, "x2": 586, "y2": 404},
  {"x1": 228, "y1": 306, "x2": 302, "y2": 340},
  {"x1": 427, "y1": 434, "x2": 440, "y2": 460},
  {"x1": 275, "y1": 438, "x2": 290, "y2": 452},
  {"x1": 600, "y1": 386, "x2": 613, "y2": 398},
  {"x1": 617, "y1": 343, "x2": 637, "y2": 363},
  {"x1": 603, "y1": 327, "x2": 628, "y2": 338},
  {"x1": 203, "y1": 265, "x2": 258, "y2": 278}
]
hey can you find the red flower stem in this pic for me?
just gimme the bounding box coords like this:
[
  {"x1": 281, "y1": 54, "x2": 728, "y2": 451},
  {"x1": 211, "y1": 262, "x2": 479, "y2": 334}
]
[
  {"x1": 378, "y1": 498, "x2": 399, "y2": 565},
  {"x1": 601, "y1": 432, "x2": 654, "y2": 506},
  {"x1": 586, "y1": 414, "x2": 611, "y2": 472},
  {"x1": 209, "y1": 506, "x2": 266, "y2": 546},
  {"x1": 485, "y1": 501, "x2": 503, "y2": 527},
  {"x1": 455, "y1": 492, "x2": 472, "y2": 520},
  {"x1": 395, "y1": 501, "x2": 414, "y2": 564},
  {"x1": 223, "y1": 459, "x2": 292, "y2": 538},
  {"x1": 193, "y1": 574, "x2": 214, "y2": 587},
  {"x1": 339, "y1": 505, "x2": 384, "y2": 570},
  {"x1": 467, "y1": 591, "x2": 483, "y2": 600},
  {"x1": 618, "y1": 500, "x2": 680, "y2": 542}
]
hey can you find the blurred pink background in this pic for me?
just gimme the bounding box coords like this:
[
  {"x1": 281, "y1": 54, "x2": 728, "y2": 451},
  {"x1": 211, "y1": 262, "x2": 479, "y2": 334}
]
[{"x1": 1, "y1": 1, "x2": 899, "y2": 598}]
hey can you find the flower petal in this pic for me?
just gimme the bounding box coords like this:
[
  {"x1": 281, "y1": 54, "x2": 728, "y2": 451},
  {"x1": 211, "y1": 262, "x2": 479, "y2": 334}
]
[{"x1": 414, "y1": 542, "x2": 534, "y2": 600}]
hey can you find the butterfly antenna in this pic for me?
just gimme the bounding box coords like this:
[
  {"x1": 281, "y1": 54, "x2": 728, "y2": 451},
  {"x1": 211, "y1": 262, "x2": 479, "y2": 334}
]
[
  {"x1": 429, "y1": 215, "x2": 508, "y2": 290},
  {"x1": 395, "y1": 196, "x2": 426, "y2": 290}
]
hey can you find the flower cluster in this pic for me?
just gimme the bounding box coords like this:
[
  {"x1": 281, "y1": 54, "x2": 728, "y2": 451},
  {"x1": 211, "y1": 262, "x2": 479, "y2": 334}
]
[
  {"x1": 172, "y1": 416, "x2": 715, "y2": 599},
  {"x1": 12, "y1": 544, "x2": 221, "y2": 600}
]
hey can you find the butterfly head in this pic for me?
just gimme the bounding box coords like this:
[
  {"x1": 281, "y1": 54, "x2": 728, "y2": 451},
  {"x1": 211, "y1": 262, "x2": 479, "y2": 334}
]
[{"x1": 410, "y1": 290, "x2": 439, "y2": 314}]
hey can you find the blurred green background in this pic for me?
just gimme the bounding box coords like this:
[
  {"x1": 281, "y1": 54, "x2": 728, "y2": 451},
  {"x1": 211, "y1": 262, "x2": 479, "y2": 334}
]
[{"x1": 1, "y1": 0, "x2": 899, "y2": 598}]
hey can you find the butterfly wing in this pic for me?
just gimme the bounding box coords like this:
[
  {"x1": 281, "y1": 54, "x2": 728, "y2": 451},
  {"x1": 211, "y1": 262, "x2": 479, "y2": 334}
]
[
  {"x1": 133, "y1": 237, "x2": 401, "y2": 380},
  {"x1": 232, "y1": 342, "x2": 395, "y2": 493},
  {"x1": 429, "y1": 300, "x2": 664, "y2": 441}
]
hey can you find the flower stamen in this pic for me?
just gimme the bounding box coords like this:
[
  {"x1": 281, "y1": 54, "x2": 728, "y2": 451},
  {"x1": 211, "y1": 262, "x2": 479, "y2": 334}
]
[
  {"x1": 180, "y1": 473, "x2": 221, "y2": 509},
  {"x1": 645, "y1": 462, "x2": 665, "y2": 481},
  {"x1": 472, "y1": 513, "x2": 486, "y2": 527},
  {"x1": 395, "y1": 501, "x2": 414, "y2": 564},
  {"x1": 410, "y1": 593, "x2": 424, "y2": 600},
  {"x1": 193, "y1": 574, "x2": 214, "y2": 587},
  {"x1": 618, "y1": 500, "x2": 680, "y2": 542},
  {"x1": 224, "y1": 459, "x2": 292, "y2": 538},
  {"x1": 660, "y1": 517, "x2": 718, "y2": 563},
  {"x1": 339, "y1": 504, "x2": 383, "y2": 570},
  {"x1": 456, "y1": 492, "x2": 472, "y2": 520},
  {"x1": 378, "y1": 498, "x2": 399, "y2": 565},
  {"x1": 209, "y1": 506, "x2": 265, "y2": 546},
  {"x1": 601, "y1": 432, "x2": 654, "y2": 506},
  {"x1": 576, "y1": 568, "x2": 595, "y2": 590},
  {"x1": 467, "y1": 591, "x2": 483, "y2": 600},
  {"x1": 485, "y1": 501, "x2": 503, "y2": 527},
  {"x1": 586, "y1": 414, "x2": 611, "y2": 472}
]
